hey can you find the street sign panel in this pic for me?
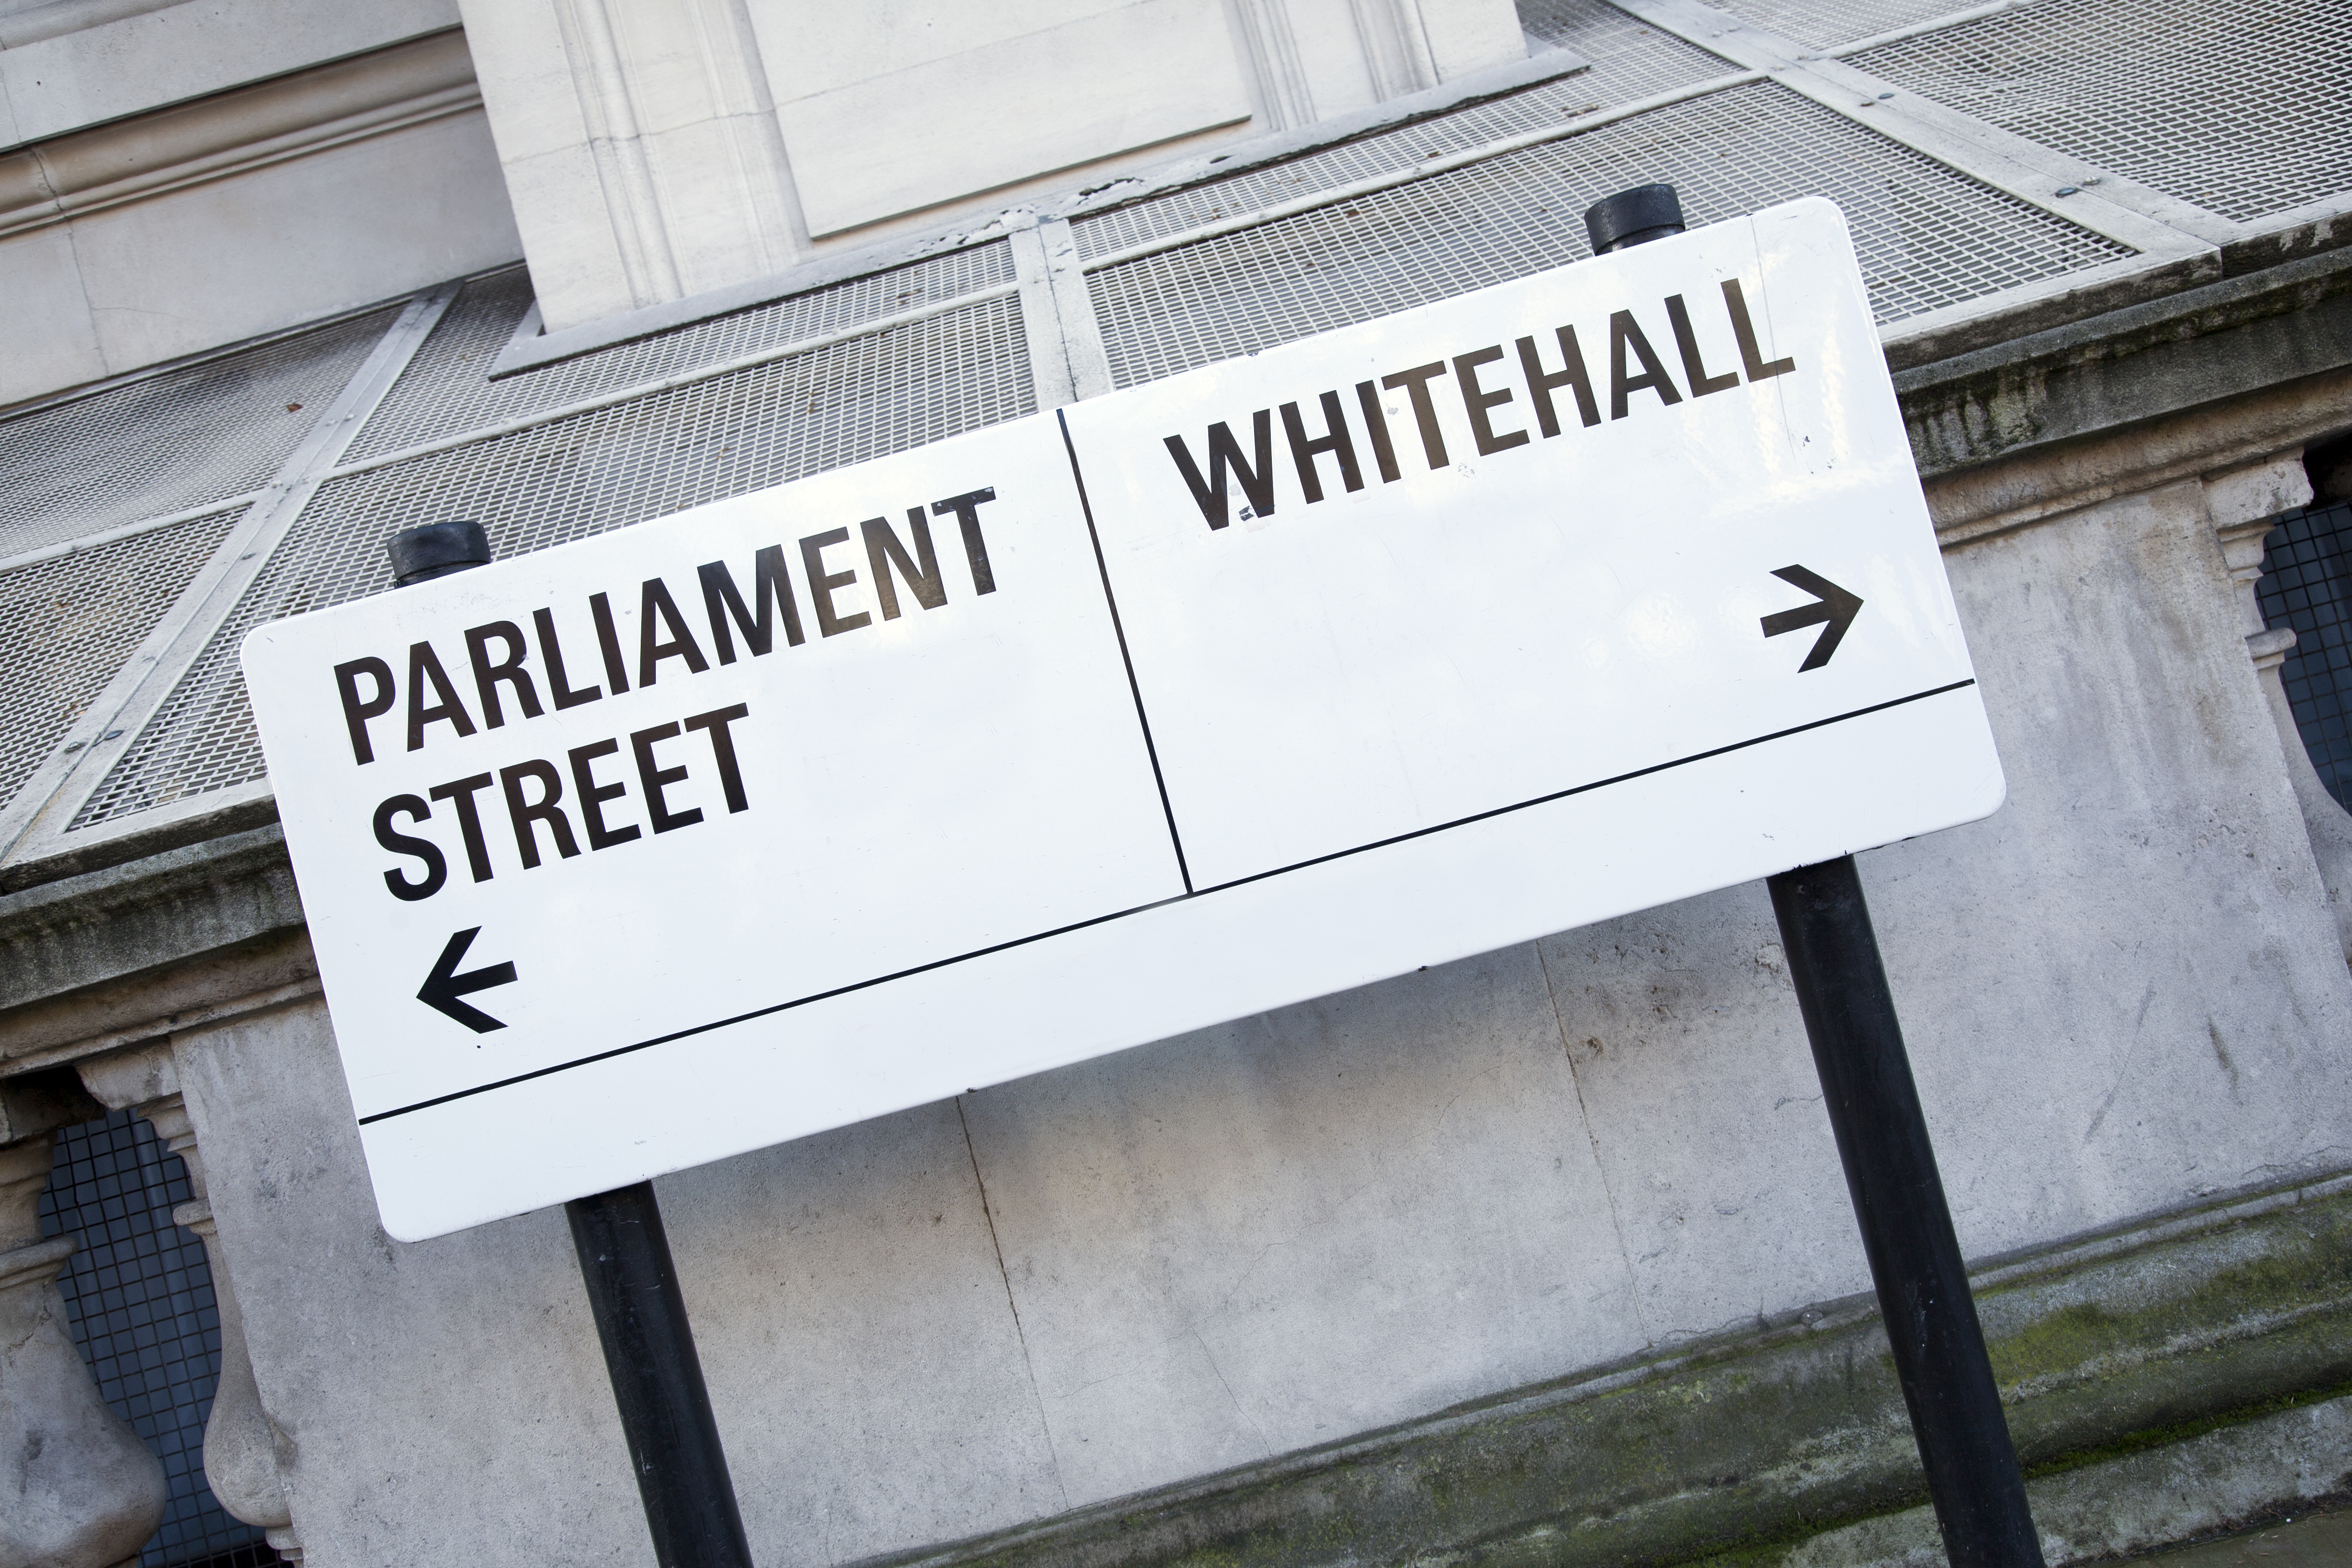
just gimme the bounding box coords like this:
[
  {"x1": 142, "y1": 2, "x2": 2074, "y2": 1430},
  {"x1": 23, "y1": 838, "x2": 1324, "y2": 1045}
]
[{"x1": 244, "y1": 198, "x2": 2002, "y2": 1240}]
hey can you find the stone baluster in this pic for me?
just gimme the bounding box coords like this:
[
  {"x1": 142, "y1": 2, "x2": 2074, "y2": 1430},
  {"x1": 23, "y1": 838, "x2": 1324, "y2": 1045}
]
[
  {"x1": 78, "y1": 1044, "x2": 305, "y2": 1566},
  {"x1": 2206, "y1": 454, "x2": 2352, "y2": 955},
  {"x1": 0, "y1": 1069, "x2": 166, "y2": 1568}
]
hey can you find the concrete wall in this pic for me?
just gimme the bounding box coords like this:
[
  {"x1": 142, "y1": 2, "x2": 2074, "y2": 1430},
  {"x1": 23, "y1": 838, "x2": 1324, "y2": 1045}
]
[
  {"x1": 456, "y1": 0, "x2": 1529, "y2": 332},
  {"x1": 170, "y1": 444, "x2": 2352, "y2": 1564}
]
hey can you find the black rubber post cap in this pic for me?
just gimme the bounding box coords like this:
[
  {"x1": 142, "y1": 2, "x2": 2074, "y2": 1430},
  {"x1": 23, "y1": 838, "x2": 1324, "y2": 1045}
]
[
  {"x1": 387, "y1": 520, "x2": 492, "y2": 586},
  {"x1": 1584, "y1": 184, "x2": 1685, "y2": 254}
]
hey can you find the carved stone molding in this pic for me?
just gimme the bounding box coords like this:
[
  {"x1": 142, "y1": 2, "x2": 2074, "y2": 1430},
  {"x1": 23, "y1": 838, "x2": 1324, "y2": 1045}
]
[
  {"x1": 1229, "y1": 0, "x2": 1317, "y2": 131},
  {"x1": 0, "y1": 30, "x2": 481, "y2": 242}
]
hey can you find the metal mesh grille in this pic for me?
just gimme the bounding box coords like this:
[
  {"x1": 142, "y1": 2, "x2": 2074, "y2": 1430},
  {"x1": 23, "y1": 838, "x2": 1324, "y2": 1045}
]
[
  {"x1": 72, "y1": 298, "x2": 1033, "y2": 825},
  {"x1": 1850, "y1": 0, "x2": 2352, "y2": 223},
  {"x1": 1090, "y1": 80, "x2": 2127, "y2": 388},
  {"x1": 1074, "y1": 2, "x2": 1733, "y2": 264},
  {"x1": 2262, "y1": 500, "x2": 2352, "y2": 810},
  {"x1": 40, "y1": 1110, "x2": 276, "y2": 1568},
  {"x1": 345, "y1": 242, "x2": 1018, "y2": 463},
  {"x1": 1521, "y1": 0, "x2": 1747, "y2": 90},
  {"x1": 1707, "y1": 0, "x2": 1975, "y2": 47},
  {"x1": 0, "y1": 508, "x2": 239, "y2": 817},
  {"x1": 0, "y1": 310, "x2": 394, "y2": 558}
]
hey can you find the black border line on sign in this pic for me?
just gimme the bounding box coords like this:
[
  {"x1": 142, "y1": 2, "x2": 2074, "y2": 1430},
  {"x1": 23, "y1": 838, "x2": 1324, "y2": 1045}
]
[
  {"x1": 355, "y1": 677, "x2": 1978, "y2": 1128},
  {"x1": 1058, "y1": 407, "x2": 1194, "y2": 893}
]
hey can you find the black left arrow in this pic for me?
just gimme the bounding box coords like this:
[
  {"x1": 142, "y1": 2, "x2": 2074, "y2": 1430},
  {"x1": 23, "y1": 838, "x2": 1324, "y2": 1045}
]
[
  {"x1": 1760, "y1": 564, "x2": 1864, "y2": 671},
  {"x1": 418, "y1": 926, "x2": 518, "y2": 1034}
]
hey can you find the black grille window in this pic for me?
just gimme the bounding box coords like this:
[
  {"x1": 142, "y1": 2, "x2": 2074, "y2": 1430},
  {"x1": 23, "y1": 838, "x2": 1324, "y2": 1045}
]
[
  {"x1": 38, "y1": 1109, "x2": 276, "y2": 1567},
  {"x1": 2260, "y1": 499, "x2": 2352, "y2": 811}
]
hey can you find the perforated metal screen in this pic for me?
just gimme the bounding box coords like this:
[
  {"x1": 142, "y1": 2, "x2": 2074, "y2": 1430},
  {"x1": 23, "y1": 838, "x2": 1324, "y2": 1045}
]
[
  {"x1": 1519, "y1": 0, "x2": 1743, "y2": 91},
  {"x1": 2262, "y1": 500, "x2": 2352, "y2": 811},
  {"x1": 72, "y1": 298, "x2": 1034, "y2": 826},
  {"x1": 1707, "y1": 0, "x2": 1975, "y2": 47},
  {"x1": 40, "y1": 1111, "x2": 274, "y2": 1568},
  {"x1": 1076, "y1": 5, "x2": 1734, "y2": 265},
  {"x1": 1850, "y1": 0, "x2": 2352, "y2": 223},
  {"x1": 0, "y1": 311, "x2": 394, "y2": 559},
  {"x1": 0, "y1": 509, "x2": 240, "y2": 816},
  {"x1": 344, "y1": 242, "x2": 1018, "y2": 464},
  {"x1": 1089, "y1": 79, "x2": 2127, "y2": 388}
]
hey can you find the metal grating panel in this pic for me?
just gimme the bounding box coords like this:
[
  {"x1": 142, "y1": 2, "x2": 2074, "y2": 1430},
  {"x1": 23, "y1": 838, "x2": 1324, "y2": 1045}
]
[
  {"x1": 1090, "y1": 80, "x2": 2128, "y2": 388},
  {"x1": 73, "y1": 297, "x2": 1033, "y2": 826},
  {"x1": 2262, "y1": 501, "x2": 2352, "y2": 811},
  {"x1": 1520, "y1": 0, "x2": 1747, "y2": 90},
  {"x1": 0, "y1": 310, "x2": 395, "y2": 558},
  {"x1": 0, "y1": 508, "x2": 239, "y2": 816},
  {"x1": 40, "y1": 1110, "x2": 276, "y2": 1568},
  {"x1": 345, "y1": 242, "x2": 1018, "y2": 463},
  {"x1": 1850, "y1": 0, "x2": 2352, "y2": 224},
  {"x1": 1074, "y1": 4, "x2": 1733, "y2": 264},
  {"x1": 1706, "y1": 0, "x2": 1977, "y2": 47}
]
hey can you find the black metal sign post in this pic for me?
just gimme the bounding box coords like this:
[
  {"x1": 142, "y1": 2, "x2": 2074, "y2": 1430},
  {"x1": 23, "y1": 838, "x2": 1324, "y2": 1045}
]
[
  {"x1": 1768, "y1": 857, "x2": 2042, "y2": 1565},
  {"x1": 1586, "y1": 185, "x2": 2044, "y2": 1568},
  {"x1": 388, "y1": 522, "x2": 756, "y2": 1568}
]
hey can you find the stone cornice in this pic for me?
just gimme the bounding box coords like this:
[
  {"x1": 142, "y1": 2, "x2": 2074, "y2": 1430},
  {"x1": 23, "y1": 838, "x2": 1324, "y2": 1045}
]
[
  {"x1": 1898, "y1": 246, "x2": 2352, "y2": 541},
  {"x1": 0, "y1": 824, "x2": 306, "y2": 1064},
  {"x1": 1900, "y1": 244, "x2": 2352, "y2": 479},
  {"x1": 0, "y1": 27, "x2": 476, "y2": 239}
]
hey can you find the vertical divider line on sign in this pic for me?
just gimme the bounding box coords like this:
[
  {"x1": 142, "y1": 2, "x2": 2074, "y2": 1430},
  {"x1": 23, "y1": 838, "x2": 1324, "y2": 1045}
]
[{"x1": 1055, "y1": 408, "x2": 1194, "y2": 893}]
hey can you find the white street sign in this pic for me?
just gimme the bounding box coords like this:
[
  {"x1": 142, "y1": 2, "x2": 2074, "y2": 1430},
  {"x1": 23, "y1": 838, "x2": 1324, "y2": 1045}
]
[{"x1": 243, "y1": 198, "x2": 2003, "y2": 1241}]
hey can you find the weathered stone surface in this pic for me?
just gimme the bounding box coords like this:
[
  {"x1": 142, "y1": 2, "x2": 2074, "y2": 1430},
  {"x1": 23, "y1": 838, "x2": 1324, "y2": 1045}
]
[
  {"x1": 954, "y1": 942, "x2": 1646, "y2": 1509},
  {"x1": 0, "y1": 825, "x2": 300, "y2": 1006},
  {"x1": 170, "y1": 949, "x2": 2352, "y2": 1568},
  {"x1": 1787, "y1": 1393, "x2": 2352, "y2": 1568},
  {"x1": 0, "y1": 1067, "x2": 102, "y2": 1145},
  {"x1": 850, "y1": 1178, "x2": 2352, "y2": 1568},
  {"x1": 172, "y1": 994, "x2": 1068, "y2": 1568},
  {"x1": 1898, "y1": 247, "x2": 2352, "y2": 480},
  {"x1": 0, "y1": 825, "x2": 306, "y2": 1068}
]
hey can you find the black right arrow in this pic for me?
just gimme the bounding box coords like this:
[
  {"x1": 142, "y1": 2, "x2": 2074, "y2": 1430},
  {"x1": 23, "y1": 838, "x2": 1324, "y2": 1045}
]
[
  {"x1": 1760, "y1": 565, "x2": 1864, "y2": 671},
  {"x1": 418, "y1": 926, "x2": 518, "y2": 1034}
]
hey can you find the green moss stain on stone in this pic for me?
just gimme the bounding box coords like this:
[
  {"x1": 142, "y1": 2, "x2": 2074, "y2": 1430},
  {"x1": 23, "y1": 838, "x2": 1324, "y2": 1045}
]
[
  {"x1": 1990, "y1": 1299, "x2": 2118, "y2": 1387},
  {"x1": 885, "y1": 1186, "x2": 2352, "y2": 1568}
]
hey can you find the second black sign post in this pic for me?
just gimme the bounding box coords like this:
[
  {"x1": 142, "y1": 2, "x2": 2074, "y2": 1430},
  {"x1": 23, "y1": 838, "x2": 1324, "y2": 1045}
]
[
  {"x1": 386, "y1": 521, "x2": 755, "y2": 1568},
  {"x1": 1585, "y1": 184, "x2": 2044, "y2": 1568}
]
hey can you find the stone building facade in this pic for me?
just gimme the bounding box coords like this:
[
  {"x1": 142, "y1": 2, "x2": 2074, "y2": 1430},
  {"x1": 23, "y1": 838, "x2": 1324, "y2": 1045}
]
[{"x1": 3, "y1": 2, "x2": 2350, "y2": 1565}]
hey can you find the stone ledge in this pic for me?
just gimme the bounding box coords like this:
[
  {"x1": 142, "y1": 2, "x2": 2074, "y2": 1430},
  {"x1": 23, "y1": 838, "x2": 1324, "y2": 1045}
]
[
  {"x1": 849, "y1": 1173, "x2": 2352, "y2": 1568},
  {"x1": 0, "y1": 823, "x2": 303, "y2": 1037},
  {"x1": 1898, "y1": 246, "x2": 2352, "y2": 481},
  {"x1": 1782, "y1": 1394, "x2": 2352, "y2": 1567}
]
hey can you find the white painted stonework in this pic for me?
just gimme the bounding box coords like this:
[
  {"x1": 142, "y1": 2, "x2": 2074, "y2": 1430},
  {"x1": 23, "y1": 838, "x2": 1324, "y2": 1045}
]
[
  {"x1": 0, "y1": 0, "x2": 460, "y2": 143},
  {"x1": 457, "y1": 0, "x2": 1528, "y2": 330},
  {"x1": 771, "y1": 0, "x2": 1255, "y2": 236},
  {"x1": 0, "y1": 15, "x2": 523, "y2": 405}
]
